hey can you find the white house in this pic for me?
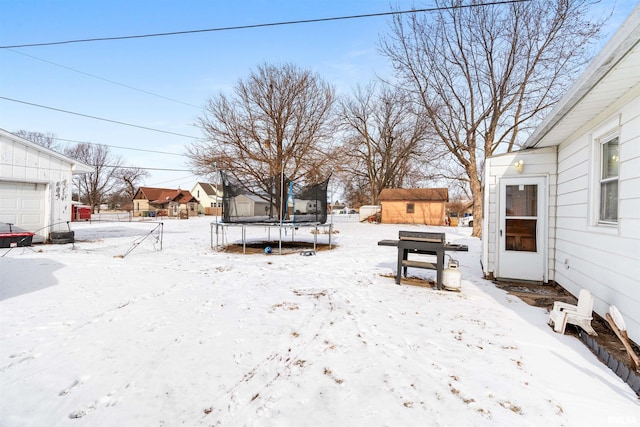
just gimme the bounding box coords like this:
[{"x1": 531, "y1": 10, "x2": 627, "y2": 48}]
[
  {"x1": 191, "y1": 182, "x2": 222, "y2": 214},
  {"x1": 482, "y1": 6, "x2": 640, "y2": 344},
  {"x1": 0, "y1": 128, "x2": 92, "y2": 242}
]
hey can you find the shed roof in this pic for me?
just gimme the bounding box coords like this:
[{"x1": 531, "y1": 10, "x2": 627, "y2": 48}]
[{"x1": 378, "y1": 188, "x2": 449, "y2": 202}]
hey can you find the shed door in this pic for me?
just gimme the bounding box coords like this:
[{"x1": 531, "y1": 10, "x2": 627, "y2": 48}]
[
  {"x1": 497, "y1": 177, "x2": 546, "y2": 282},
  {"x1": 0, "y1": 181, "x2": 47, "y2": 241}
]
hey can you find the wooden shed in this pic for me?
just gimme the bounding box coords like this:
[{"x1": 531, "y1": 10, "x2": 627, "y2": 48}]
[{"x1": 378, "y1": 188, "x2": 449, "y2": 225}]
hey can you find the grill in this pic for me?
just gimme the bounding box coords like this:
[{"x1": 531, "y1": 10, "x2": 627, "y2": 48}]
[{"x1": 378, "y1": 230, "x2": 467, "y2": 289}]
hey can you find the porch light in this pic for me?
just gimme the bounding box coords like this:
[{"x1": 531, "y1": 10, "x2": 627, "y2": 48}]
[{"x1": 514, "y1": 159, "x2": 524, "y2": 173}]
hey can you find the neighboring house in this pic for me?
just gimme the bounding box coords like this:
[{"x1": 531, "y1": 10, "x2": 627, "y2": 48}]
[
  {"x1": 378, "y1": 188, "x2": 449, "y2": 225},
  {"x1": 330, "y1": 202, "x2": 346, "y2": 214},
  {"x1": 132, "y1": 187, "x2": 199, "y2": 218},
  {"x1": 132, "y1": 187, "x2": 175, "y2": 217},
  {"x1": 0, "y1": 128, "x2": 92, "y2": 242},
  {"x1": 482, "y1": 6, "x2": 640, "y2": 344},
  {"x1": 191, "y1": 182, "x2": 223, "y2": 215},
  {"x1": 150, "y1": 189, "x2": 199, "y2": 218}
]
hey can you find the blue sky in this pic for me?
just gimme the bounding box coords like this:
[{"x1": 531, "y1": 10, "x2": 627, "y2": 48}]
[{"x1": 0, "y1": 0, "x2": 636, "y2": 191}]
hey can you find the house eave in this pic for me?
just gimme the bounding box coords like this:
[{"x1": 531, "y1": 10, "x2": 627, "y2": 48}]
[{"x1": 523, "y1": 5, "x2": 640, "y2": 149}]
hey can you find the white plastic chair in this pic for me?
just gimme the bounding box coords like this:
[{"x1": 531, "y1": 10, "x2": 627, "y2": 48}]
[{"x1": 548, "y1": 289, "x2": 597, "y2": 336}]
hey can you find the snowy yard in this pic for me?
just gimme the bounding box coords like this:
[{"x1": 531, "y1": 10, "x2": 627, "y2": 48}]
[{"x1": 1, "y1": 216, "x2": 638, "y2": 426}]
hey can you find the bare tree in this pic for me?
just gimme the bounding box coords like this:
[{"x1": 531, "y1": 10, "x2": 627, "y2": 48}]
[
  {"x1": 109, "y1": 167, "x2": 150, "y2": 209},
  {"x1": 190, "y1": 63, "x2": 337, "y2": 204},
  {"x1": 64, "y1": 143, "x2": 123, "y2": 213},
  {"x1": 338, "y1": 82, "x2": 438, "y2": 205},
  {"x1": 380, "y1": 0, "x2": 605, "y2": 236},
  {"x1": 14, "y1": 130, "x2": 59, "y2": 151}
]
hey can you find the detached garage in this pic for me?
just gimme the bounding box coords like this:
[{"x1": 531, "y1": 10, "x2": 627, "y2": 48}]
[{"x1": 0, "y1": 128, "x2": 92, "y2": 243}]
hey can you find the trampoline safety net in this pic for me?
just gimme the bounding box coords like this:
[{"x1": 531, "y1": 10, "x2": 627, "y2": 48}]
[{"x1": 220, "y1": 171, "x2": 329, "y2": 224}]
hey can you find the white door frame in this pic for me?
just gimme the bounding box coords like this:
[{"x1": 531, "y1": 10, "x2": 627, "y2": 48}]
[{"x1": 496, "y1": 176, "x2": 548, "y2": 282}]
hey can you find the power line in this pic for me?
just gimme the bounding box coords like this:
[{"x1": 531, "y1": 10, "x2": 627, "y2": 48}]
[
  {"x1": 150, "y1": 174, "x2": 202, "y2": 186},
  {"x1": 7, "y1": 48, "x2": 201, "y2": 109},
  {"x1": 53, "y1": 137, "x2": 185, "y2": 156},
  {"x1": 102, "y1": 164, "x2": 193, "y2": 172},
  {"x1": 0, "y1": 1, "x2": 531, "y2": 49},
  {"x1": 0, "y1": 96, "x2": 201, "y2": 140}
]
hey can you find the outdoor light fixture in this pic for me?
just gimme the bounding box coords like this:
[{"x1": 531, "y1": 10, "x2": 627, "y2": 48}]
[{"x1": 514, "y1": 159, "x2": 524, "y2": 173}]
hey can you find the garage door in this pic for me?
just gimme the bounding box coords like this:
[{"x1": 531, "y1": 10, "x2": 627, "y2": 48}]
[{"x1": 0, "y1": 181, "x2": 47, "y2": 242}]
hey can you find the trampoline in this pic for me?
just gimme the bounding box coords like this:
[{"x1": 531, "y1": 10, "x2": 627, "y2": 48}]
[{"x1": 212, "y1": 171, "x2": 333, "y2": 253}]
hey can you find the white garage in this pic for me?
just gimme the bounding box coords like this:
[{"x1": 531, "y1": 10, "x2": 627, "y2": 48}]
[
  {"x1": 0, "y1": 128, "x2": 92, "y2": 243},
  {"x1": 0, "y1": 181, "x2": 46, "y2": 241}
]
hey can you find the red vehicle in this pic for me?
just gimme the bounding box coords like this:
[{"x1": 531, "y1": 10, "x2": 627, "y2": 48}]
[{"x1": 72, "y1": 205, "x2": 91, "y2": 221}]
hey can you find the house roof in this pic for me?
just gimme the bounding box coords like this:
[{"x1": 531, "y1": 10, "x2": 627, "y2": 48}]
[
  {"x1": 523, "y1": 5, "x2": 640, "y2": 148},
  {"x1": 195, "y1": 182, "x2": 220, "y2": 196},
  {"x1": 133, "y1": 187, "x2": 176, "y2": 201},
  {"x1": 0, "y1": 128, "x2": 93, "y2": 173},
  {"x1": 151, "y1": 189, "x2": 198, "y2": 205},
  {"x1": 378, "y1": 188, "x2": 449, "y2": 202}
]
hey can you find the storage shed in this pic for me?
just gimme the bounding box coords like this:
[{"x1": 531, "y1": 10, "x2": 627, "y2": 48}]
[
  {"x1": 0, "y1": 128, "x2": 92, "y2": 242},
  {"x1": 378, "y1": 188, "x2": 449, "y2": 225}
]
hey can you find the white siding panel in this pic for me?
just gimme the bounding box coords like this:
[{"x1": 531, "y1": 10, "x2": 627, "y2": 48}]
[
  {"x1": 620, "y1": 218, "x2": 640, "y2": 237},
  {"x1": 552, "y1": 101, "x2": 640, "y2": 343},
  {"x1": 619, "y1": 176, "x2": 640, "y2": 199}
]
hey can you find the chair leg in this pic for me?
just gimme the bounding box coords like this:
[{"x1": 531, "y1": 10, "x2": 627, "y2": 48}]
[
  {"x1": 579, "y1": 320, "x2": 598, "y2": 336},
  {"x1": 553, "y1": 312, "x2": 568, "y2": 334}
]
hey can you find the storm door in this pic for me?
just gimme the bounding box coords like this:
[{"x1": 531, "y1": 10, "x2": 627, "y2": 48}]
[{"x1": 497, "y1": 177, "x2": 546, "y2": 282}]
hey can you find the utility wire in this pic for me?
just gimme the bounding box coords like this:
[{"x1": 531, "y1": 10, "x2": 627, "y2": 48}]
[
  {"x1": 101, "y1": 164, "x2": 193, "y2": 171},
  {"x1": 151, "y1": 174, "x2": 201, "y2": 186},
  {"x1": 53, "y1": 137, "x2": 185, "y2": 156},
  {"x1": 0, "y1": 1, "x2": 530, "y2": 49},
  {"x1": 6, "y1": 48, "x2": 201, "y2": 109},
  {"x1": 0, "y1": 96, "x2": 201, "y2": 140}
]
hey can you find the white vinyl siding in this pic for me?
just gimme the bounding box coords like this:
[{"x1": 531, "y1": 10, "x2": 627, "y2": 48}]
[{"x1": 554, "y1": 104, "x2": 640, "y2": 344}]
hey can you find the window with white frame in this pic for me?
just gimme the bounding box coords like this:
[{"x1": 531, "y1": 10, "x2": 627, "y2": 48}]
[{"x1": 599, "y1": 135, "x2": 619, "y2": 224}]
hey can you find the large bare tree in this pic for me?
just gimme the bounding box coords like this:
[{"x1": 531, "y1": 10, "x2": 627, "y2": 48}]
[
  {"x1": 338, "y1": 82, "x2": 437, "y2": 205},
  {"x1": 190, "y1": 63, "x2": 337, "y2": 200},
  {"x1": 380, "y1": 0, "x2": 605, "y2": 236},
  {"x1": 64, "y1": 143, "x2": 123, "y2": 213},
  {"x1": 109, "y1": 166, "x2": 150, "y2": 209}
]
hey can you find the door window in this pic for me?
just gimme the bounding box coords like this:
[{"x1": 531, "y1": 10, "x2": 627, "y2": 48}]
[{"x1": 505, "y1": 185, "x2": 538, "y2": 252}]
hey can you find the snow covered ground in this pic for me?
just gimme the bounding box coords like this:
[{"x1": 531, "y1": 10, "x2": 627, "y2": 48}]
[{"x1": 1, "y1": 216, "x2": 638, "y2": 426}]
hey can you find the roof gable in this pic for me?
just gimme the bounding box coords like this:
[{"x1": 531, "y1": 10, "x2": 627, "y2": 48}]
[
  {"x1": 196, "y1": 182, "x2": 219, "y2": 196},
  {"x1": 193, "y1": 182, "x2": 222, "y2": 197},
  {"x1": 0, "y1": 128, "x2": 93, "y2": 173}
]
